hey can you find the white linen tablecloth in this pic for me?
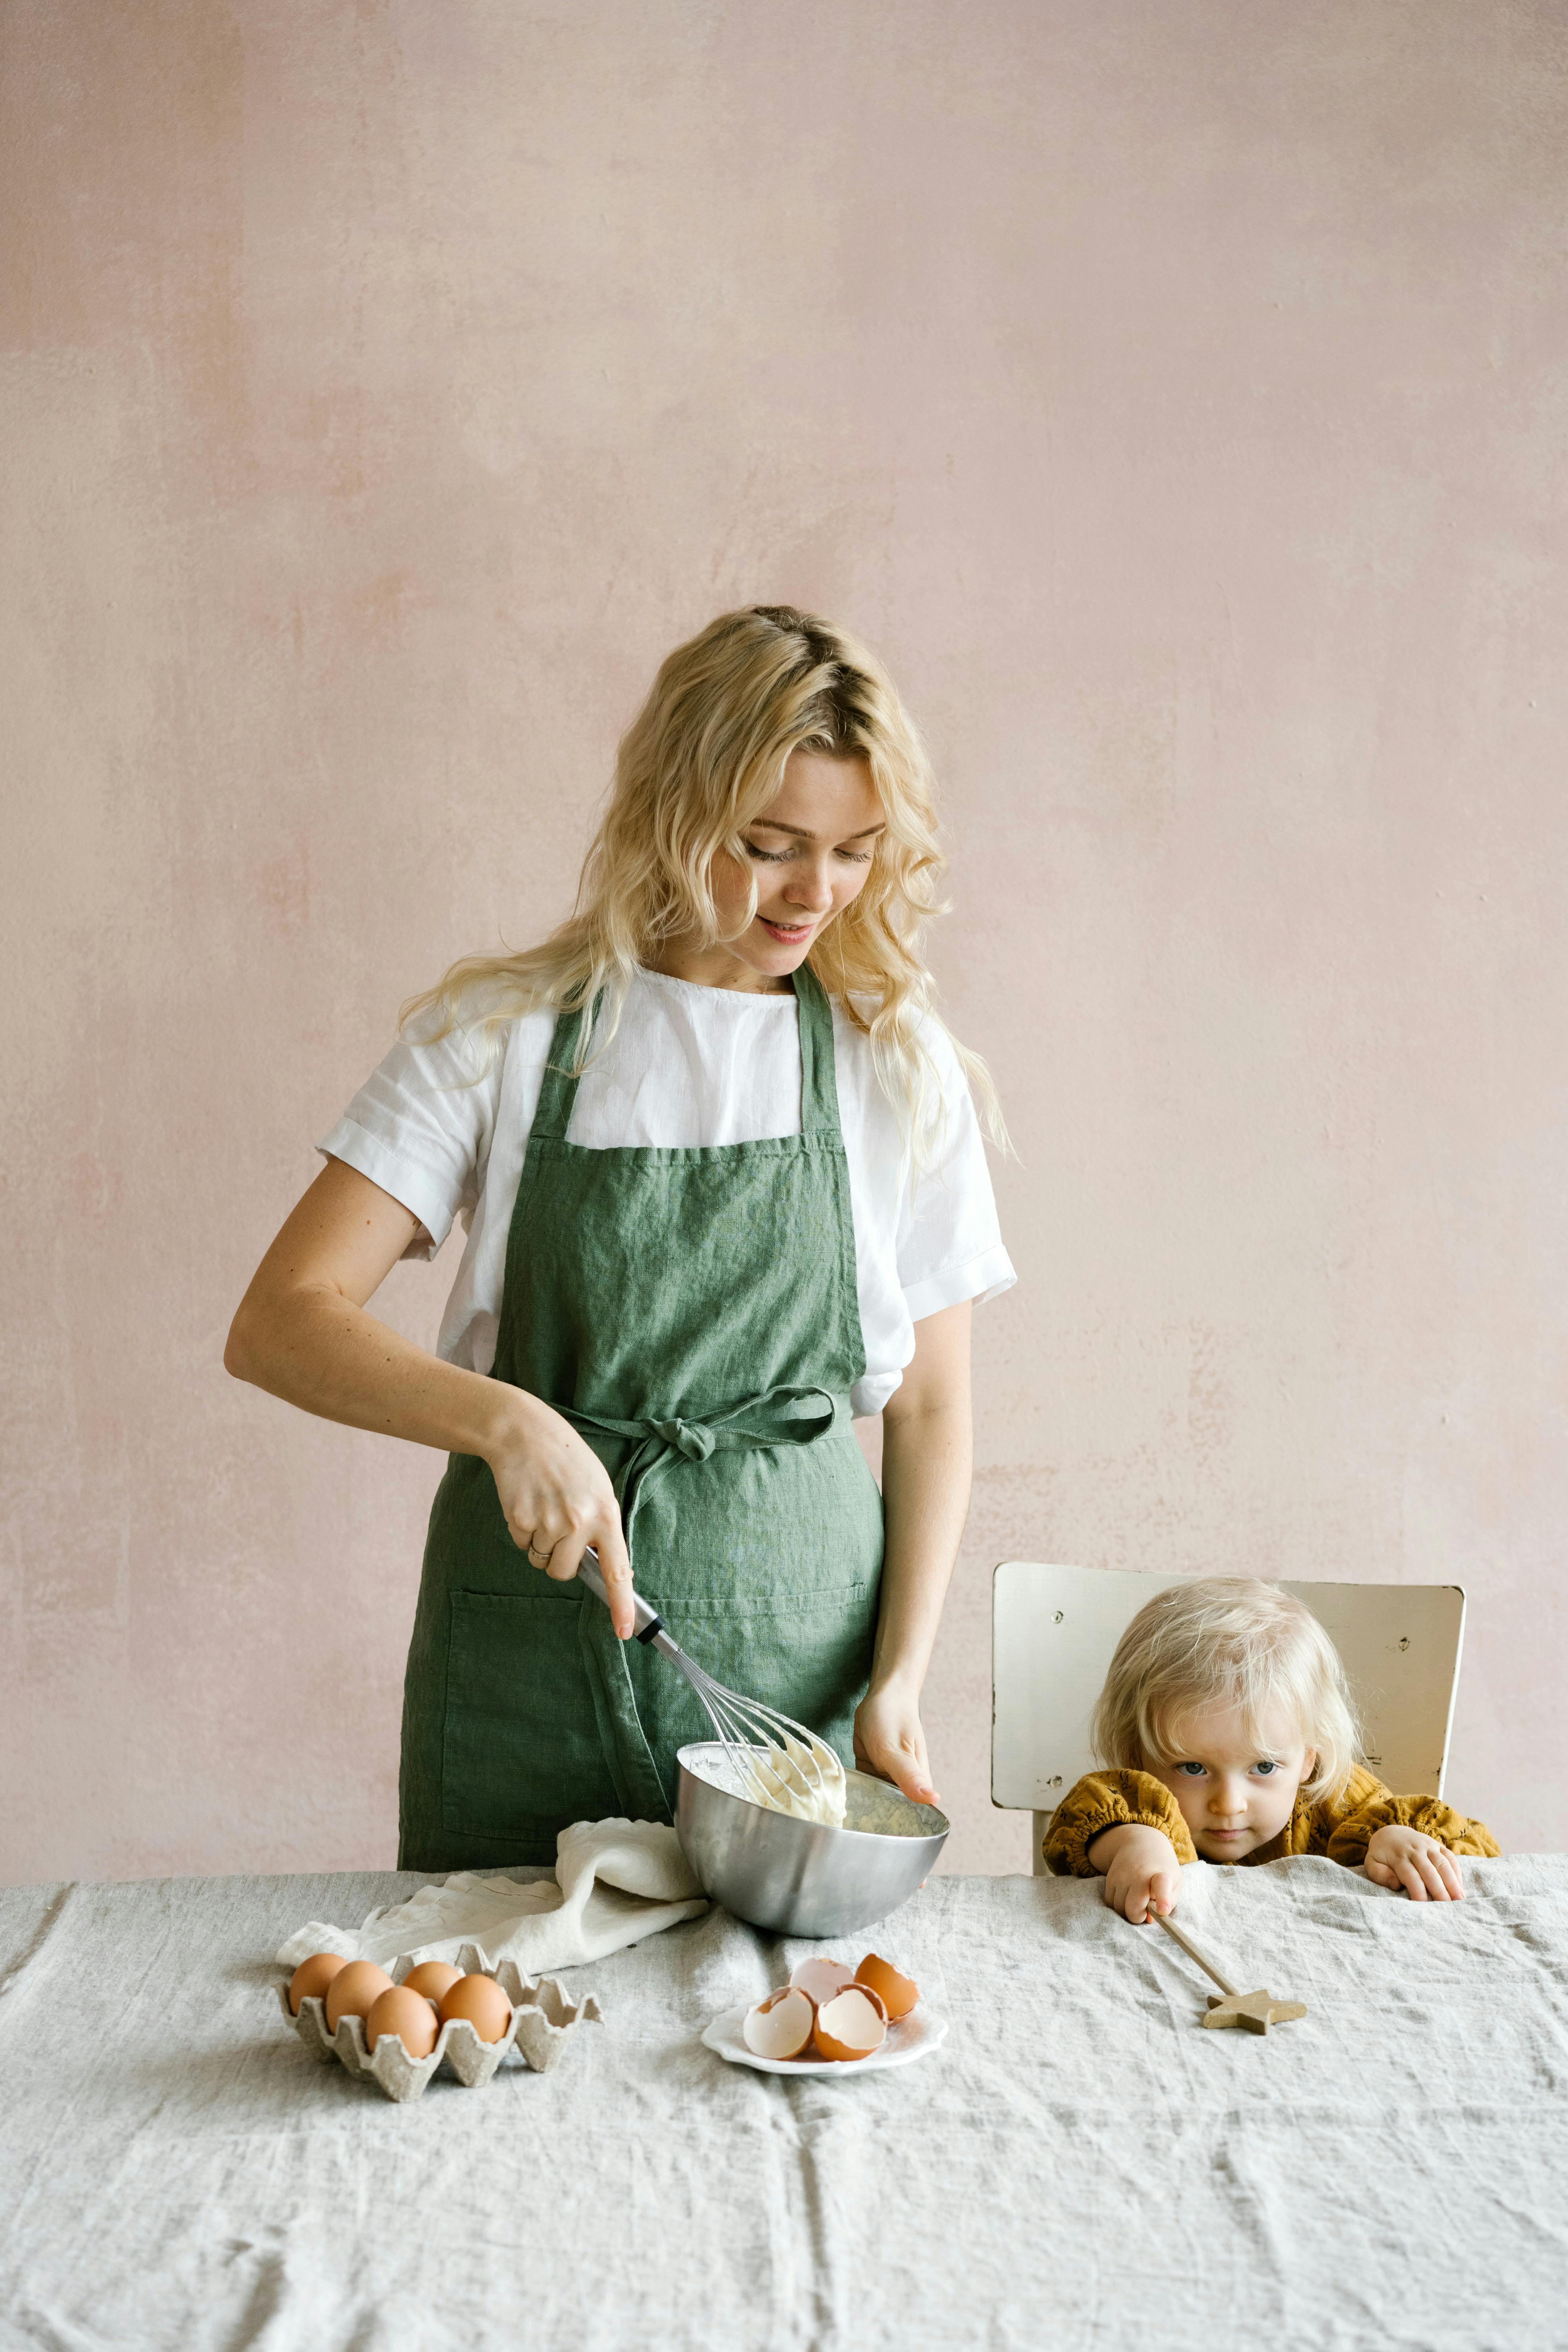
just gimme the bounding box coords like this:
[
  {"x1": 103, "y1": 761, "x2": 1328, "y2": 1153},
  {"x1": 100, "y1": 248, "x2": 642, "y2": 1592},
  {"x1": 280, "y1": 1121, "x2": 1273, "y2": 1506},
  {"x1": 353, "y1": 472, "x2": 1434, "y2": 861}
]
[{"x1": 3, "y1": 1856, "x2": 1566, "y2": 2351}]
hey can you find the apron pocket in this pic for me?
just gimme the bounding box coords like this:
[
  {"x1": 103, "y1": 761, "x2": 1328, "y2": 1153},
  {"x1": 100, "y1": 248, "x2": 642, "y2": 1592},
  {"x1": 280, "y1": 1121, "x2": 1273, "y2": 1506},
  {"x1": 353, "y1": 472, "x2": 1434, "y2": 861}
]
[{"x1": 441, "y1": 1589, "x2": 622, "y2": 1838}]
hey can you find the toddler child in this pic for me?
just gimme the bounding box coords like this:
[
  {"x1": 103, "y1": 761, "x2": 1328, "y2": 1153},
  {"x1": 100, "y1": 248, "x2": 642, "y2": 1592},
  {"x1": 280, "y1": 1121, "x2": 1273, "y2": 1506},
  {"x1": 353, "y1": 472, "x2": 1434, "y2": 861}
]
[{"x1": 1043, "y1": 1576, "x2": 1498, "y2": 1920}]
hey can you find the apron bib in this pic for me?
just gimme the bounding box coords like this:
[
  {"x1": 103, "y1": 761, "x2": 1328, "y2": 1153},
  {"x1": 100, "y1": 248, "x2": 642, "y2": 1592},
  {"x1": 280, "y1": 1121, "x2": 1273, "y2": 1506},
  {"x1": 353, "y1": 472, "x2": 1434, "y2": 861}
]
[{"x1": 397, "y1": 966, "x2": 885, "y2": 1869}]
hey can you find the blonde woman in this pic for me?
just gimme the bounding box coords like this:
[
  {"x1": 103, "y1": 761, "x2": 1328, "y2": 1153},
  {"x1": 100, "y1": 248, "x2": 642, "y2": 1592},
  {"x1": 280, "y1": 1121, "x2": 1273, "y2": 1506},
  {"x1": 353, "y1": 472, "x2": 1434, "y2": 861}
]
[
  {"x1": 226, "y1": 606, "x2": 1014, "y2": 1868},
  {"x1": 1043, "y1": 1578, "x2": 1498, "y2": 1918}
]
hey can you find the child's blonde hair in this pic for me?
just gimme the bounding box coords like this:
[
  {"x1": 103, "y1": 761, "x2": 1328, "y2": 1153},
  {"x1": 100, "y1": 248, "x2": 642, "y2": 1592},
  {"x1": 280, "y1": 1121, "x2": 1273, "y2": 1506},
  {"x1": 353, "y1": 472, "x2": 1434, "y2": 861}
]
[
  {"x1": 400, "y1": 603, "x2": 1005, "y2": 1159},
  {"x1": 1090, "y1": 1577, "x2": 1361, "y2": 1807}
]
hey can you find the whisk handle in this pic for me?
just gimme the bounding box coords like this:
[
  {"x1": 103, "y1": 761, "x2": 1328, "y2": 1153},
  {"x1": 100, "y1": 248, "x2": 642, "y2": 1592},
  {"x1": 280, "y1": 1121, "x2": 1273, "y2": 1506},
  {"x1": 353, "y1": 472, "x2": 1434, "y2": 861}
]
[{"x1": 578, "y1": 1546, "x2": 670, "y2": 1647}]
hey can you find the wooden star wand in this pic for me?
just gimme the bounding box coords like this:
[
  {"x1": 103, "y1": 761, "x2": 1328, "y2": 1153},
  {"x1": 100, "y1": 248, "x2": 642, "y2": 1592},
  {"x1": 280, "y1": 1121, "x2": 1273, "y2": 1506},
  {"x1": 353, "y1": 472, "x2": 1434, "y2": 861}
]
[{"x1": 1150, "y1": 1910, "x2": 1307, "y2": 2034}]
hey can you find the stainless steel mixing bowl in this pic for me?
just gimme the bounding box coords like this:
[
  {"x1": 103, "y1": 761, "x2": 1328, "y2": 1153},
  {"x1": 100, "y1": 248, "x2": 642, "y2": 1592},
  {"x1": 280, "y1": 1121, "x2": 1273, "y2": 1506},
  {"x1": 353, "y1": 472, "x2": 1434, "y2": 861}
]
[{"x1": 676, "y1": 1741, "x2": 950, "y2": 1938}]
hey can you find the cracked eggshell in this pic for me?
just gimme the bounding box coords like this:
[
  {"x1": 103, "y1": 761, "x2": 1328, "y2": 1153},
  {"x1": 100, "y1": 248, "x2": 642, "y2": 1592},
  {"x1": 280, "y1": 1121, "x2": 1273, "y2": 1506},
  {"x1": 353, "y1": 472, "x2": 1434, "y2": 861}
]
[
  {"x1": 811, "y1": 1985, "x2": 888, "y2": 2062},
  {"x1": 790, "y1": 1957, "x2": 857, "y2": 2007},
  {"x1": 742, "y1": 1986, "x2": 816, "y2": 2061},
  {"x1": 855, "y1": 1954, "x2": 919, "y2": 2020}
]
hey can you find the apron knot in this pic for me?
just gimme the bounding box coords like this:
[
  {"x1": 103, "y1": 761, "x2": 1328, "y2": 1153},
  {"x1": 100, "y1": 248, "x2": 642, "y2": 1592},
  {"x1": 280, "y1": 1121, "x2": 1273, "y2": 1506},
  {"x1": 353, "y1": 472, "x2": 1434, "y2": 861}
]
[
  {"x1": 559, "y1": 1383, "x2": 842, "y2": 1546},
  {"x1": 654, "y1": 1418, "x2": 717, "y2": 1462}
]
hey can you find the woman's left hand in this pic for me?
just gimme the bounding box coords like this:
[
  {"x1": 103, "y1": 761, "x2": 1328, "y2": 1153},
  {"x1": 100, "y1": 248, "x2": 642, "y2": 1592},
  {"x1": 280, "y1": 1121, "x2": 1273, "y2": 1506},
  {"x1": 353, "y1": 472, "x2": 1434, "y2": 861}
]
[{"x1": 853, "y1": 1677, "x2": 940, "y2": 1809}]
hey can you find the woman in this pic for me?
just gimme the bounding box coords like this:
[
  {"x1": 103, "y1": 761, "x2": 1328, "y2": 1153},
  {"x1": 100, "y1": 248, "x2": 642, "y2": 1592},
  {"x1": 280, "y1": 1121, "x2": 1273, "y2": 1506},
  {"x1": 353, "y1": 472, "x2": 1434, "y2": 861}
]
[{"x1": 227, "y1": 605, "x2": 1013, "y2": 1869}]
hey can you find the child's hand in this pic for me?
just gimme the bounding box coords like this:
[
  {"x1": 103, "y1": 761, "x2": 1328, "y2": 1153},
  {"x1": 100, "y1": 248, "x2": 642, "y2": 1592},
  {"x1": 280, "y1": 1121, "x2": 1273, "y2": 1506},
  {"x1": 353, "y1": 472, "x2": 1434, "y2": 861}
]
[
  {"x1": 1088, "y1": 1823, "x2": 1183, "y2": 1922},
  {"x1": 1364, "y1": 1824, "x2": 1465, "y2": 1901}
]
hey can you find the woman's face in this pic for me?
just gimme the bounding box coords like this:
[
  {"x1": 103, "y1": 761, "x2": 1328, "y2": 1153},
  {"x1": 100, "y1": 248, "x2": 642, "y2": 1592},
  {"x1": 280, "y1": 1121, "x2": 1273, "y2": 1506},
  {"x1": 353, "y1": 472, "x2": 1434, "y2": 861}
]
[{"x1": 671, "y1": 749, "x2": 885, "y2": 993}]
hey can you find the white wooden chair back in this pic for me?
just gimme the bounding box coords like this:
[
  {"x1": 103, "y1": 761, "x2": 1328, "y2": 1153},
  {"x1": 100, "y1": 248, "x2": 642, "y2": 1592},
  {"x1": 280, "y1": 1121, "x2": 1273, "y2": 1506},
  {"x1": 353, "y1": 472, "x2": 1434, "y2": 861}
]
[{"x1": 991, "y1": 1563, "x2": 1467, "y2": 1875}]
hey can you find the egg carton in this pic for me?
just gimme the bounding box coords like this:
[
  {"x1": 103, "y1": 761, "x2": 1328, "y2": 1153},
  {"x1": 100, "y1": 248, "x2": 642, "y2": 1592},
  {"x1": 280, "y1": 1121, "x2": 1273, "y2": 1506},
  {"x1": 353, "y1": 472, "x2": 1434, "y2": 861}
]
[{"x1": 279, "y1": 1943, "x2": 603, "y2": 2104}]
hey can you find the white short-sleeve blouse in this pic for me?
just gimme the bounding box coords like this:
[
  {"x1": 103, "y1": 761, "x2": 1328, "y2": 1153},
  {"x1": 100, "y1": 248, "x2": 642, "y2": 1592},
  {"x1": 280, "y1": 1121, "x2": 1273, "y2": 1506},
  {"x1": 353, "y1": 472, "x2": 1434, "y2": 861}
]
[{"x1": 319, "y1": 967, "x2": 1015, "y2": 1420}]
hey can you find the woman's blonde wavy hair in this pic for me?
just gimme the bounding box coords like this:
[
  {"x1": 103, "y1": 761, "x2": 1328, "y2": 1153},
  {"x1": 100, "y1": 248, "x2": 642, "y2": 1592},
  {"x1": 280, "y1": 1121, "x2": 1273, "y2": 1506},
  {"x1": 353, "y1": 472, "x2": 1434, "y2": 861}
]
[
  {"x1": 400, "y1": 604, "x2": 1004, "y2": 1157},
  {"x1": 1089, "y1": 1577, "x2": 1362, "y2": 1808}
]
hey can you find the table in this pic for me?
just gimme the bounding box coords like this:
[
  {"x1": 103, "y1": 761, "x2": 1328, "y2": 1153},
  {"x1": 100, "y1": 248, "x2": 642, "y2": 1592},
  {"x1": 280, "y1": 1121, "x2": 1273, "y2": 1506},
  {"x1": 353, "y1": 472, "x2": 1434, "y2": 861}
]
[{"x1": 3, "y1": 1856, "x2": 1567, "y2": 2349}]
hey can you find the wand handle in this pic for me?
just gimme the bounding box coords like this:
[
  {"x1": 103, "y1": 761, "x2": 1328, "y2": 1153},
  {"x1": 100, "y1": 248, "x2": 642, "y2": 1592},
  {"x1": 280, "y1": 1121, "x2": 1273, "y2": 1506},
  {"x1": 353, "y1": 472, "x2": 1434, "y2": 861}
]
[{"x1": 1151, "y1": 1910, "x2": 1238, "y2": 1998}]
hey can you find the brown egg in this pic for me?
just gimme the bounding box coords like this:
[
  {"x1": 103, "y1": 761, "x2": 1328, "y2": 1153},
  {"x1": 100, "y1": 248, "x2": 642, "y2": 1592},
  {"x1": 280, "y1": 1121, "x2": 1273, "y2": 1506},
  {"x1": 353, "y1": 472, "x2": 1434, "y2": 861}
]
[
  {"x1": 365, "y1": 1985, "x2": 439, "y2": 2059},
  {"x1": 438, "y1": 1972, "x2": 513, "y2": 2043},
  {"x1": 742, "y1": 1986, "x2": 816, "y2": 2061},
  {"x1": 287, "y1": 1951, "x2": 349, "y2": 2015},
  {"x1": 401, "y1": 1961, "x2": 463, "y2": 2004},
  {"x1": 855, "y1": 1953, "x2": 919, "y2": 2021},
  {"x1": 811, "y1": 1986, "x2": 887, "y2": 2063},
  {"x1": 325, "y1": 1960, "x2": 396, "y2": 2032}
]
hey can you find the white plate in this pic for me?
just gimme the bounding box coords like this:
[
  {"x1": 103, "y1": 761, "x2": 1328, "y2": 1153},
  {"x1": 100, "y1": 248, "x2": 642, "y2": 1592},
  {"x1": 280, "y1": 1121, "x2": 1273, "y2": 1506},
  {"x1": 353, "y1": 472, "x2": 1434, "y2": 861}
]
[{"x1": 701, "y1": 2002, "x2": 948, "y2": 2076}]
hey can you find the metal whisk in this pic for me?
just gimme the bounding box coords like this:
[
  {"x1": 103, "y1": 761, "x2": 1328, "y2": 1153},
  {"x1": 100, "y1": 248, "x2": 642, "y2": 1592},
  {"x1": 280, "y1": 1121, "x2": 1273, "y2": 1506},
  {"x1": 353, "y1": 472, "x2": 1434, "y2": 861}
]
[{"x1": 577, "y1": 1548, "x2": 844, "y2": 1817}]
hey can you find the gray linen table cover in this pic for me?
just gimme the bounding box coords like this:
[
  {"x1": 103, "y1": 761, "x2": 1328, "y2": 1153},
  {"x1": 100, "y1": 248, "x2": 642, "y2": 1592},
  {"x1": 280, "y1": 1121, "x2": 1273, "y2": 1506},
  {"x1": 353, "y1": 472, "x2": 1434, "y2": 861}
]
[{"x1": 2, "y1": 1856, "x2": 1566, "y2": 2351}]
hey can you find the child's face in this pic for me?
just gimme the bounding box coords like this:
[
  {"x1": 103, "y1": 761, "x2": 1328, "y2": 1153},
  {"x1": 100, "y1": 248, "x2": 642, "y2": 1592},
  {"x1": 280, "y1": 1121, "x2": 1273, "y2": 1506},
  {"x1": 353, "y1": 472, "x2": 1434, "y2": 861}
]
[{"x1": 1149, "y1": 1701, "x2": 1316, "y2": 1862}]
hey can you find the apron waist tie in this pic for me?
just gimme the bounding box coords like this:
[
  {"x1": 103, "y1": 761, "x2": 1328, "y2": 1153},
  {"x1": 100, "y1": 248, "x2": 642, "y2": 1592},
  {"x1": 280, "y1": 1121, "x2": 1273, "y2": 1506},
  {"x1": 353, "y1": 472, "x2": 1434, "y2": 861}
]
[{"x1": 556, "y1": 1383, "x2": 842, "y2": 1554}]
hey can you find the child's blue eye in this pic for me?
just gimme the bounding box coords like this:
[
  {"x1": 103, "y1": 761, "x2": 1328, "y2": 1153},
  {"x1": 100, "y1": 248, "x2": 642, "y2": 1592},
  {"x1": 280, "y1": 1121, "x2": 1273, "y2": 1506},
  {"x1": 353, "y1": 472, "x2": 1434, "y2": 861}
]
[
  {"x1": 1175, "y1": 1762, "x2": 1206, "y2": 1777},
  {"x1": 1252, "y1": 1760, "x2": 1277, "y2": 1776}
]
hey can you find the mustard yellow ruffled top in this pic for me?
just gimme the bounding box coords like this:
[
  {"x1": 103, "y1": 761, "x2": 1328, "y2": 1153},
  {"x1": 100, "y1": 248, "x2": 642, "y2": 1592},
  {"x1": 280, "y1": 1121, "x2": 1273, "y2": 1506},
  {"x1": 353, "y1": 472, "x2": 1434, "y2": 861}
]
[{"x1": 1042, "y1": 1763, "x2": 1499, "y2": 1876}]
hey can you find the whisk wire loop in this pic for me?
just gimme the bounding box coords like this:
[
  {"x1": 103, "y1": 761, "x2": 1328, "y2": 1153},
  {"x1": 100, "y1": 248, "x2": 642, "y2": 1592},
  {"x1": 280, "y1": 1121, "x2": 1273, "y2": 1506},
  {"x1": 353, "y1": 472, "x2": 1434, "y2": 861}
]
[
  {"x1": 577, "y1": 1547, "x2": 843, "y2": 1814},
  {"x1": 671, "y1": 1653, "x2": 838, "y2": 1803}
]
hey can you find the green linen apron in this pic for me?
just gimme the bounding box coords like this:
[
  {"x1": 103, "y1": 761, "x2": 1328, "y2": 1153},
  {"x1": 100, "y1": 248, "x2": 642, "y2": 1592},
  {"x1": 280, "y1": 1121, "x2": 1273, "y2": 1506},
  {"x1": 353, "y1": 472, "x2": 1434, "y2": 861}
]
[{"x1": 397, "y1": 965, "x2": 885, "y2": 1870}]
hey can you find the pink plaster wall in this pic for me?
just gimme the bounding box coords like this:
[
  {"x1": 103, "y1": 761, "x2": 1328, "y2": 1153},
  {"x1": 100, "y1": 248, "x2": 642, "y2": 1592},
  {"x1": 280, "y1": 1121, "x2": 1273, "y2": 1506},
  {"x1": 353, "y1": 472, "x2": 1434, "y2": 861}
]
[{"x1": 5, "y1": 1, "x2": 1565, "y2": 1886}]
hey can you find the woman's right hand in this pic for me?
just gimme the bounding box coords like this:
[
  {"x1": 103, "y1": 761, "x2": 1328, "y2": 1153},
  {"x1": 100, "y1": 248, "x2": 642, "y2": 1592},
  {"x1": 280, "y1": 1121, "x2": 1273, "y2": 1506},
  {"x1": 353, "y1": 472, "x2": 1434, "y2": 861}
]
[
  {"x1": 1088, "y1": 1823, "x2": 1183, "y2": 1922},
  {"x1": 484, "y1": 1389, "x2": 636, "y2": 1639}
]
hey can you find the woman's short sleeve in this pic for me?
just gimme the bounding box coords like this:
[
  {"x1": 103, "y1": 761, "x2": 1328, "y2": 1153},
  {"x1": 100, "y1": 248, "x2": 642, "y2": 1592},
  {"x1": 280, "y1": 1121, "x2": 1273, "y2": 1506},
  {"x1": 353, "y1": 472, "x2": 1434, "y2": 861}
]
[
  {"x1": 896, "y1": 1021, "x2": 1016, "y2": 1322},
  {"x1": 316, "y1": 1019, "x2": 500, "y2": 1262}
]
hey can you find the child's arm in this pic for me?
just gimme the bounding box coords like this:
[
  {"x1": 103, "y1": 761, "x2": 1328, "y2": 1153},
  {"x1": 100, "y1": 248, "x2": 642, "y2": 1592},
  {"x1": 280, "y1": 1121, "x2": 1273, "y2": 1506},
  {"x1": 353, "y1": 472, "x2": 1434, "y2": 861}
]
[
  {"x1": 1042, "y1": 1770, "x2": 1197, "y2": 1918},
  {"x1": 1087, "y1": 1823, "x2": 1184, "y2": 1922},
  {"x1": 1324, "y1": 1787, "x2": 1499, "y2": 1901},
  {"x1": 1362, "y1": 1825, "x2": 1466, "y2": 1901}
]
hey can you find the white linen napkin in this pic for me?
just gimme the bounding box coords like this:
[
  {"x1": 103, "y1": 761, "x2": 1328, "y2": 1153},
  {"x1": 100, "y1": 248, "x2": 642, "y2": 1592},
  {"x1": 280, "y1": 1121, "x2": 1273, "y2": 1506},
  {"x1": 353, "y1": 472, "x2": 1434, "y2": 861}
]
[{"x1": 276, "y1": 1819, "x2": 707, "y2": 1976}]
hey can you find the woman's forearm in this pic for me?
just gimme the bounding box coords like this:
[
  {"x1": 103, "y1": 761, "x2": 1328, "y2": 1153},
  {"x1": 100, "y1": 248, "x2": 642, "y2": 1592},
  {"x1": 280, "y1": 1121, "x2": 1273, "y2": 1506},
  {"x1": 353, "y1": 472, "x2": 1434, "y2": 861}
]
[
  {"x1": 224, "y1": 1159, "x2": 525, "y2": 1461},
  {"x1": 228, "y1": 1232, "x2": 638, "y2": 1626},
  {"x1": 870, "y1": 1308, "x2": 974, "y2": 1694},
  {"x1": 222, "y1": 1158, "x2": 636, "y2": 1633},
  {"x1": 227, "y1": 1275, "x2": 519, "y2": 1460}
]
